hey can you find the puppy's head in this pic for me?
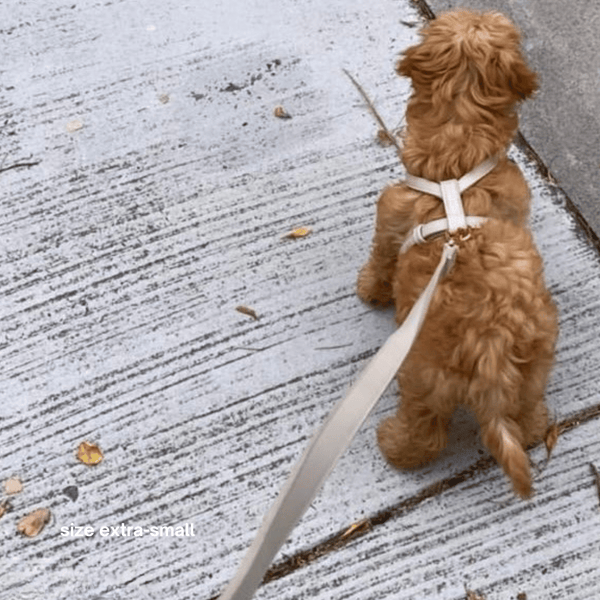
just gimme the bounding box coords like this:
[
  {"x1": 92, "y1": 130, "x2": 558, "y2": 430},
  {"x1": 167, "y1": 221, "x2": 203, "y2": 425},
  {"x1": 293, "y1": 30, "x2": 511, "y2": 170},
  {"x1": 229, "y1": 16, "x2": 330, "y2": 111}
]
[{"x1": 398, "y1": 11, "x2": 537, "y2": 109}]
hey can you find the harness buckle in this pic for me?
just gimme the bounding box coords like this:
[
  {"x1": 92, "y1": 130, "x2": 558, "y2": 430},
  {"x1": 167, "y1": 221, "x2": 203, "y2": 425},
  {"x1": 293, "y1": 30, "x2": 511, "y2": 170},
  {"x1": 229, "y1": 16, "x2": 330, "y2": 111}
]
[{"x1": 444, "y1": 226, "x2": 473, "y2": 246}]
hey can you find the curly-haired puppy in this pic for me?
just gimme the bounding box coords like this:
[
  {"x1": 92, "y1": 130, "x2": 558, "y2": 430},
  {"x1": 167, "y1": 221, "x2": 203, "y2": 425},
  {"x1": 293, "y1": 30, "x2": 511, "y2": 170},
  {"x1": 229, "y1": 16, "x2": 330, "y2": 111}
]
[{"x1": 357, "y1": 10, "x2": 558, "y2": 498}]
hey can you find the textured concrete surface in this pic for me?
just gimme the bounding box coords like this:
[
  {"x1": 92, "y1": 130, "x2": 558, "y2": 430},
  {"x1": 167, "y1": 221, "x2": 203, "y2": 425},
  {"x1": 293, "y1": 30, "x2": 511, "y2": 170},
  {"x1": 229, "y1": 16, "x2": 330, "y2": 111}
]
[
  {"x1": 420, "y1": 0, "x2": 600, "y2": 241},
  {"x1": 1, "y1": 1, "x2": 600, "y2": 600}
]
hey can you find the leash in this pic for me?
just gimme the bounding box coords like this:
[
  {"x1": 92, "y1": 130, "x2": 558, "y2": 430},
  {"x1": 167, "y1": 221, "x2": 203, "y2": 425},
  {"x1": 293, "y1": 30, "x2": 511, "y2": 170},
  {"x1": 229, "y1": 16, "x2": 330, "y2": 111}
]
[
  {"x1": 218, "y1": 241, "x2": 458, "y2": 600},
  {"x1": 218, "y1": 156, "x2": 498, "y2": 599}
]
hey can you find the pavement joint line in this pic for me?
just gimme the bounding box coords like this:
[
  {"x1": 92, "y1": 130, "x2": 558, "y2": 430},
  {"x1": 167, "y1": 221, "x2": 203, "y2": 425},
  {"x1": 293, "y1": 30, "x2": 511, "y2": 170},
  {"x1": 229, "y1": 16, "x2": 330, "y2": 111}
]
[
  {"x1": 210, "y1": 402, "x2": 600, "y2": 599},
  {"x1": 514, "y1": 132, "x2": 600, "y2": 257}
]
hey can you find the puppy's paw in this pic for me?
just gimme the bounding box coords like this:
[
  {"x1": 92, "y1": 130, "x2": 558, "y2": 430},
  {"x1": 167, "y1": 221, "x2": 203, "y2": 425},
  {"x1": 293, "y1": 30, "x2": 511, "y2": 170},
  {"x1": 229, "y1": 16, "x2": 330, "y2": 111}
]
[
  {"x1": 357, "y1": 262, "x2": 393, "y2": 306},
  {"x1": 377, "y1": 415, "x2": 440, "y2": 469}
]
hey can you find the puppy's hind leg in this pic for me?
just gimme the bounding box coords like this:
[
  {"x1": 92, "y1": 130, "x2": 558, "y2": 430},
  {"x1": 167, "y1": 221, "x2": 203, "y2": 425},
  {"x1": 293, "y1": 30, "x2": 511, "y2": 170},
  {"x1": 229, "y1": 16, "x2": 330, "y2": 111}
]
[
  {"x1": 517, "y1": 355, "x2": 554, "y2": 447},
  {"x1": 377, "y1": 392, "x2": 451, "y2": 470}
]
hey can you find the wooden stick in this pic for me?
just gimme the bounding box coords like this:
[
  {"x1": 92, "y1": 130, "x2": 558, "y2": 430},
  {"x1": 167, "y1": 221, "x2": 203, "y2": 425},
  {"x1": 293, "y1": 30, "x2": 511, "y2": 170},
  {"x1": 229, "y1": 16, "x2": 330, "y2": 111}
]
[
  {"x1": 343, "y1": 69, "x2": 402, "y2": 155},
  {"x1": 0, "y1": 159, "x2": 41, "y2": 174}
]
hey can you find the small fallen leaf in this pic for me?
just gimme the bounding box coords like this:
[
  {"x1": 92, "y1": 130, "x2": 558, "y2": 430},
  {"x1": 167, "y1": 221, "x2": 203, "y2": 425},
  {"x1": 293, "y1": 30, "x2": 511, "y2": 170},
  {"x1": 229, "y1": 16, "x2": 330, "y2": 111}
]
[
  {"x1": 339, "y1": 519, "x2": 371, "y2": 540},
  {"x1": 159, "y1": 94, "x2": 170, "y2": 104},
  {"x1": 273, "y1": 105, "x2": 292, "y2": 119},
  {"x1": 4, "y1": 477, "x2": 23, "y2": 495},
  {"x1": 235, "y1": 305, "x2": 259, "y2": 320},
  {"x1": 465, "y1": 587, "x2": 486, "y2": 600},
  {"x1": 77, "y1": 441, "x2": 104, "y2": 466},
  {"x1": 17, "y1": 508, "x2": 51, "y2": 537},
  {"x1": 544, "y1": 423, "x2": 559, "y2": 460},
  {"x1": 66, "y1": 119, "x2": 84, "y2": 133},
  {"x1": 517, "y1": 593, "x2": 528, "y2": 600},
  {"x1": 282, "y1": 226, "x2": 312, "y2": 239},
  {"x1": 376, "y1": 129, "x2": 396, "y2": 147}
]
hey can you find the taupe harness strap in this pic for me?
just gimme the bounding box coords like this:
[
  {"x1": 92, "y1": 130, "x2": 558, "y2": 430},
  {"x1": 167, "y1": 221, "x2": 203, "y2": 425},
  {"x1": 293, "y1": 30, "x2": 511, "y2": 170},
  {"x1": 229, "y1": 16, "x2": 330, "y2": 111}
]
[
  {"x1": 400, "y1": 216, "x2": 489, "y2": 254},
  {"x1": 440, "y1": 178, "x2": 466, "y2": 231},
  {"x1": 401, "y1": 155, "x2": 498, "y2": 252},
  {"x1": 404, "y1": 155, "x2": 499, "y2": 203}
]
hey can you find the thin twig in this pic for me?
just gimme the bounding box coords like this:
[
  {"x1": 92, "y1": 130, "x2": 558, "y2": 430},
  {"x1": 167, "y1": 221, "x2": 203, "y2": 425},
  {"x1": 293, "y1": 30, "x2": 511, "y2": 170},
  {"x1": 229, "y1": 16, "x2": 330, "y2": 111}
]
[
  {"x1": 315, "y1": 343, "x2": 354, "y2": 351},
  {"x1": 590, "y1": 463, "x2": 600, "y2": 508},
  {"x1": 0, "y1": 159, "x2": 41, "y2": 174},
  {"x1": 343, "y1": 69, "x2": 402, "y2": 155}
]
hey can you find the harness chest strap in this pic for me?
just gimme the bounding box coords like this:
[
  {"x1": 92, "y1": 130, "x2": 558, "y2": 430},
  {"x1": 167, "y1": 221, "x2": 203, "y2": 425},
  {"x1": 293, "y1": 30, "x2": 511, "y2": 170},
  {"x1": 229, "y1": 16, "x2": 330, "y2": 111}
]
[{"x1": 401, "y1": 155, "x2": 498, "y2": 253}]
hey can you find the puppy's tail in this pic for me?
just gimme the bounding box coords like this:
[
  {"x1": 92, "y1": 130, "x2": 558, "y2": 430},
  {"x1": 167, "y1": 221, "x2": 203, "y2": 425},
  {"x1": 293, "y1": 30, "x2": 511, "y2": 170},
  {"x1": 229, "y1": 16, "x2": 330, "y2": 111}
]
[
  {"x1": 481, "y1": 416, "x2": 532, "y2": 499},
  {"x1": 472, "y1": 331, "x2": 534, "y2": 498}
]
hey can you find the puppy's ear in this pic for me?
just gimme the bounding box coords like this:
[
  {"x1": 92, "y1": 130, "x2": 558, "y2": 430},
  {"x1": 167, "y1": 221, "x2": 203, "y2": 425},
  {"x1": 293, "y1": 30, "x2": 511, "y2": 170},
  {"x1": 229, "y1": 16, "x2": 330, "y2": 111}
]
[
  {"x1": 396, "y1": 41, "x2": 461, "y2": 89},
  {"x1": 502, "y1": 51, "x2": 538, "y2": 100},
  {"x1": 485, "y1": 13, "x2": 538, "y2": 100},
  {"x1": 396, "y1": 45, "x2": 418, "y2": 80}
]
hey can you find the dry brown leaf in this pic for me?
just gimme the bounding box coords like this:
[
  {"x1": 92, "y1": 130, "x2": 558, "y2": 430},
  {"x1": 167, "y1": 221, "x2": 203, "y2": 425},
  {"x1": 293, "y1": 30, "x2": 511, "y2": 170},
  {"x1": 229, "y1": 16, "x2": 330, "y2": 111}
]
[
  {"x1": 77, "y1": 441, "x2": 104, "y2": 466},
  {"x1": 544, "y1": 423, "x2": 559, "y2": 460},
  {"x1": 376, "y1": 129, "x2": 396, "y2": 147},
  {"x1": 4, "y1": 477, "x2": 23, "y2": 495},
  {"x1": 235, "y1": 305, "x2": 259, "y2": 320},
  {"x1": 273, "y1": 105, "x2": 292, "y2": 119},
  {"x1": 517, "y1": 593, "x2": 528, "y2": 600},
  {"x1": 17, "y1": 508, "x2": 51, "y2": 537},
  {"x1": 339, "y1": 519, "x2": 371, "y2": 541},
  {"x1": 465, "y1": 588, "x2": 486, "y2": 600},
  {"x1": 282, "y1": 226, "x2": 312, "y2": 239}
]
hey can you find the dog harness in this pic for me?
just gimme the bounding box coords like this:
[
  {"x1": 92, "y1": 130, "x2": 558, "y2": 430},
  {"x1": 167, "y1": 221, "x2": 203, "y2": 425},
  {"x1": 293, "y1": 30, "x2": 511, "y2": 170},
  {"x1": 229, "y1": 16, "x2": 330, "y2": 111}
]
[{"x1": 400, "y1": 155, "x2": 498, "y2": 253}]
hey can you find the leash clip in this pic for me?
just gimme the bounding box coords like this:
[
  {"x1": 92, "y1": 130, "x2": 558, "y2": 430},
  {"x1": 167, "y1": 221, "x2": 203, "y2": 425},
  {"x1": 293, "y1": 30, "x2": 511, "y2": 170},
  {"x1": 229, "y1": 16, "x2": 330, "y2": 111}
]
[{"x1": 440, "y1": 240, "x2": 458, "y2": 278}]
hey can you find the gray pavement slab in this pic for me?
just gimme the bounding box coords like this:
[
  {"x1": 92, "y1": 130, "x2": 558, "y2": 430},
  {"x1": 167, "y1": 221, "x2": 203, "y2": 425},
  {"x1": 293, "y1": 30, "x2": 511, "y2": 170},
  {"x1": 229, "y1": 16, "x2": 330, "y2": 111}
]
[{"x1": 1, "y1": 1, "x2": 600, "y2": 600}]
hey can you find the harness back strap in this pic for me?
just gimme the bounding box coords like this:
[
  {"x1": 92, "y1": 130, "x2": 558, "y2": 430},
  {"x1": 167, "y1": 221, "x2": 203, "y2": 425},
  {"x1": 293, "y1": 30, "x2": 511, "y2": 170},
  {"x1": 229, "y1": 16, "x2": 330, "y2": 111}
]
[{"x1": 401, "y1": 155, "x2": 498, "y2": 253}]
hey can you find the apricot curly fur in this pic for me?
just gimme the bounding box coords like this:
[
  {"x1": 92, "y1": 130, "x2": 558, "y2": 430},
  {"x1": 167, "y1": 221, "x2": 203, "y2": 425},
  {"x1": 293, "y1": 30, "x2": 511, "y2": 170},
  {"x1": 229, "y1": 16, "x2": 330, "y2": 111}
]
[{"x1": 357, "y1": 10, "x2": 558, "y2": 499}]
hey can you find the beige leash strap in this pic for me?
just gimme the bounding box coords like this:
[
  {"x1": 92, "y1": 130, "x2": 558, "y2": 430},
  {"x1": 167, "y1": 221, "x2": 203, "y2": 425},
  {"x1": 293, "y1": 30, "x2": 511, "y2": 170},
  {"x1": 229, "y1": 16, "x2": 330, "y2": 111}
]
[{"x1": 218, "y1": 241, "x2": 458, "y2": 600}]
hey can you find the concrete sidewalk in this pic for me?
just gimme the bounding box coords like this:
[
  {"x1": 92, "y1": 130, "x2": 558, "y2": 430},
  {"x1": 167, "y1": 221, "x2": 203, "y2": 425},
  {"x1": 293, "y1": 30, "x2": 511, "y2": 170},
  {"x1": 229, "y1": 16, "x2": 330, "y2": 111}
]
[{"x1": 1, "y1": 1, "x2": 600, "y2": 599}]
